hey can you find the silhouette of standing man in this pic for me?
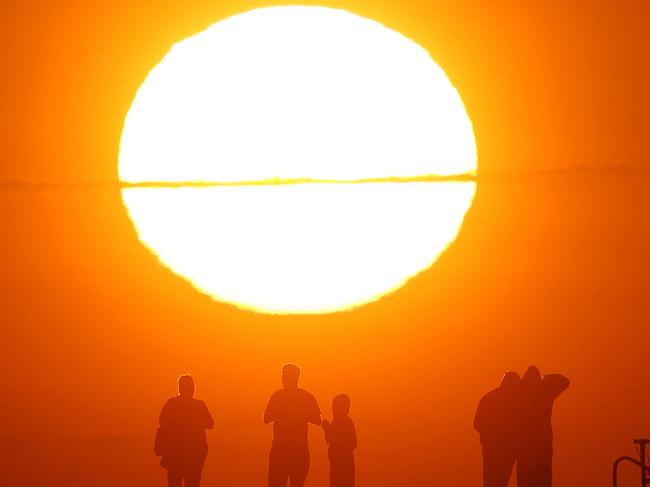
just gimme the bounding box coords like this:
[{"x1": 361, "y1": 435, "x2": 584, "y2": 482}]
[
  {"x1": 265, "y1": 363, "x2": 321, "y2": 487},
  {"x1": 516, "y1": 365, "x2": 569, "y2": 487},
  {"x1": 474, "y1": 371, "x2": 522, "y2": 487},
  {"x1": 159, "y1": 375, "x2": 214, "y2": 487}
]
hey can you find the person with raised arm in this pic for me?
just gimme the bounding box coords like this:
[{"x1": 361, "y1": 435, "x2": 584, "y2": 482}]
[{"x1": 516, "y1": 365, "x2": 570, "y2": 487}]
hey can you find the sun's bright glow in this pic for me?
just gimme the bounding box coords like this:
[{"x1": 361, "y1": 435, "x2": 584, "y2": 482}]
[{"x1": 119, "y1": 6, "x2": 478, "y2": 314}]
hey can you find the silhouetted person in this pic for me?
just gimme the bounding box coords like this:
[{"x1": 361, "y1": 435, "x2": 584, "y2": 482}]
[
  {"x1": 516, "y1": 366, "x2": 569, "y2": 487},
  {"x1": 264, "y1": 363, "x2": 321, "y2": 487},
  {"x1": 474, "y1": 371, "x2": 522, "y2": 487},
  {"x1": 158, "y1": 375, "x2": 214, "y2": 487},
  {"x1": 322, "y1": 394, "x2": 357, "y2": 487}
]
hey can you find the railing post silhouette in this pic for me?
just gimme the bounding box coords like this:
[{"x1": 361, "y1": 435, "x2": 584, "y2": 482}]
[{"x1": 613, "y1": 439, "x2": 650, "y2": 487}]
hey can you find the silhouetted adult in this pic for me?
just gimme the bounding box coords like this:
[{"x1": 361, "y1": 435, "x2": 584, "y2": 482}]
[
  {"x1": 474, "y1": 371, "x2": 522, "y2": 487},
  {"x1": 516, "y1": 366, "x2": 569, "y2": 487},
  {"x1": 158, "y1": 375, "x2": 214, "y2": 487},
  {"x1": 264, "y1": 363, "x2": 321, "y2": 487},
  {"x1": 322, "y1": 394, "x2": 357, "y2": 487}
]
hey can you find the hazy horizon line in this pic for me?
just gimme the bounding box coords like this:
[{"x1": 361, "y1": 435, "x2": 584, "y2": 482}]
[{"x1": 0, "y1": 165, "x2": 648, "y2": 191}]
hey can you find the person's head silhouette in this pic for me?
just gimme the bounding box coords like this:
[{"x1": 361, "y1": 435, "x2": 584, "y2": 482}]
[
  {"x1": 500, "y1": 370, "x2": 521, "y2": 389},
  {"x1": 178, "y1": 375, "x2": 195, "y2": 398},
  {"x1": 523, "y1": 365, "x2": 541, "y2": 383},
  {"x1": 332, "y1": 394, "x2": 351, "y2": 419},
  {"x1": 281, "y1": 363, "x2": 300, "y2": 389}
]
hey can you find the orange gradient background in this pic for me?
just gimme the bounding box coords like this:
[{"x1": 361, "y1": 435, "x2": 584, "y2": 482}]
[{"x1": 1, "y1": 1, "x2": 649, "y2": 487}]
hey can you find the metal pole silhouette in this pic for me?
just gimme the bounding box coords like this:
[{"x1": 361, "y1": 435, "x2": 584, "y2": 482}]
[{"x1": 613, "y1": 439, "x2": 650, "y2": 487}]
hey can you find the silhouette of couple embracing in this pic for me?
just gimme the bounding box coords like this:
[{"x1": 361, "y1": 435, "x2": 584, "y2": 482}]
[
  {"x1": 474, "y1": 365, "x2": 569, "y2": 487},
  {"x1": 155, "y1": 364, "x2": 356, "y2": 487}
]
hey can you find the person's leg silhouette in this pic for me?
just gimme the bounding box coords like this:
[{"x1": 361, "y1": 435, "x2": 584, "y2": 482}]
[
  {"x1": 184, "y1": 467, "x2": 202, "y2": 487},
  {"x1": 288, "y1": 449, "x2": 310, "y2": 487},
  {"x1": 268, "y1": 448, "x2": 290, "y2": 487},
  {"x1": 167, "y1": 469, "x2": 183, "y2": 487},
  {"x1": 482, "y1": 448, "x2": 514, "y2": 487},
  {"x1": 517, "y1": 455, "x2": 552, "y2": 487}
]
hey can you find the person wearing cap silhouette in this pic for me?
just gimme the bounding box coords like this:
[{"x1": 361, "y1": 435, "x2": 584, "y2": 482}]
[
  {"x1": 474, "y1": 371, "x2": 522, "y2": 487},
  {"x1": 264, "y1": 363, "x2": 321, "y2": 487},
  {"x1": 158, "y1": 375, "x2": 214, "y2": 487}
]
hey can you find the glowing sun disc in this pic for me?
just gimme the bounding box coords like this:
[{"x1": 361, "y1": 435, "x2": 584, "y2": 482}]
[{"x1": 119, "y1": 6, "x2": 478, "y2": 314}]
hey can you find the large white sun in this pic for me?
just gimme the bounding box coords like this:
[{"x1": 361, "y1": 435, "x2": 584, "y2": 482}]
[{"x1": 119, "y1": 6, "x2": 477, "y2": 314}]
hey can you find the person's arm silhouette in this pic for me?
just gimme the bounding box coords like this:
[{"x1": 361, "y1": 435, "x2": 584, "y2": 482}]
[
  {"x1": 200, "y1": 400, "x2": 214, "y2": 429},
  {"x1": 473, "y1": 396, "x2": 486, "y2": 433},
  {"x1": 542, "y1": 373, "x2": 570, "y2": 398},
  {"x1": 349, "y1": 420, "x2": 358, "y2": 451},
  {"x1": 321, "y1": 419, "x2": 331, "y2": 443},
  {"x1": 264, "y1": 392, "x2": 277, "y2": 424},
  {"x1": 307, "y1": 394, "x2": 322, "y2": 426},
  {"x1": 159, "y1": 399, "x2": 171, "y2": 428}
]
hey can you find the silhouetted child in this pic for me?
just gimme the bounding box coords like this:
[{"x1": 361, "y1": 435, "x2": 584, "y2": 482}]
[{"x1": 321, "y1": 394, "x2": 357, "y2": 487}]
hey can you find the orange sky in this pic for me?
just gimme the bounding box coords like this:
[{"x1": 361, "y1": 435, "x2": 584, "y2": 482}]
[{"x1": 1, "y1": 1, "x2": 649, "y2": 486}]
